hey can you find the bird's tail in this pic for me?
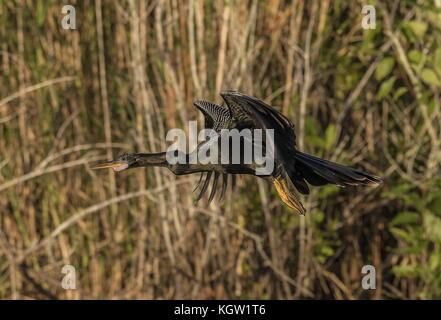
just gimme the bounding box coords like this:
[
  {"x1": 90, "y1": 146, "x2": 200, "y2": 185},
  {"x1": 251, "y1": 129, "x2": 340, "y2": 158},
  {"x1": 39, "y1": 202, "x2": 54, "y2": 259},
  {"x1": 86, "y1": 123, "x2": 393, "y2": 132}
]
[
  {"x1": 271, "y1": 169, "x2": 306, "y2": 215},
  {"x1": 288, "y1": 151, "x2": 383, "y2": 195}
]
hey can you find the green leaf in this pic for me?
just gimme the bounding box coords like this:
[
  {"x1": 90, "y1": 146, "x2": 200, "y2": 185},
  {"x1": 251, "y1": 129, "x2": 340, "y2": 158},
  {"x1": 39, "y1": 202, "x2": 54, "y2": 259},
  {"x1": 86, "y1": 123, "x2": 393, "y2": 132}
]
[
  {"x1": 393, "y1": 87, "x2": 408, "y2": 100},
  {"x1": 390, "y1": 212, "x2": 421, "y2": 226},
  {"x1": 421, "y1": 69, "x2": 441, "y2": 86},
  {"x1": 320, "y1": 246, "x2": 334, "y2": 257},
  {"x1": 375, "y1": 57, "x2": 395, "y2": 81},
  {"x1": 382, "y1": 182, "x2": 414, "y2": 198},
  {"x1": 36, "y1": 2, "x2": 46, "y2": 27},
  {"x1": 324, "y1": 124, "x2": 336, "y2": 150},
  {"x1": 408, "y1": 50, "x2": 423, "y2": 64},
  {"x1": 307, "y1": 135, "x2": 325, "y2": 149},
  {"x1": 396, "y1": 245, "x2": 425, "y2": 255},
  {"x1": 407, "y1": 21, "x2": 428, "y2": 38},
  {"x1": 390, "y1": 227, "x2": 412, "y2": 242},
  {"x1": 313, "y1": 208, "x2": 325, "y2": 223},
  {"x1": 392, "y1": 265, "x2": 417, "y2": 277},
  {"x1": 428, "y1": 99, "x2": 436, "y2": 116},
  {"x1": 429, "y1": 196, "x2": 441, "y2": 213},
  {"x1": 319, "y1": 185, "x2": 339, "y2": 198},
  {"x1": 424, "y1": 213, "x2": 441, "y2": 243},
  {"x1": 429, "y1": 251, "x2": 441, "y2": 271},
  {"x1": 434, "y1": 48, "x2": 441, "y2": 76},
  {"x1": 377, "y1": 76, "x2": 396, "y2": 100}
]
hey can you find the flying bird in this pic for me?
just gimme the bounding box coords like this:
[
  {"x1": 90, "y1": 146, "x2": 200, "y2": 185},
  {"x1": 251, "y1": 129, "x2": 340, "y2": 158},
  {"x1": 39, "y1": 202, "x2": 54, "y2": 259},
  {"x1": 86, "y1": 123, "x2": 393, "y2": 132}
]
[{"x1": 94, "y1": 91, "x2": 382, "y2": 215}]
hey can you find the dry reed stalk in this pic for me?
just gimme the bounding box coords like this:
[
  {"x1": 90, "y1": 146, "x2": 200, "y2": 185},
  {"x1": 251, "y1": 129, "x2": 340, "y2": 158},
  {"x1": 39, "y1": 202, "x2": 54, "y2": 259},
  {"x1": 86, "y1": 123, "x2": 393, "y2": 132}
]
[
  {"x1": 96, "y1": 0, "x2": 117, "y2": 205},
  {"x1": 294, "y1": 1, "x2": 317, "y2": 298},
  {"x1": 215, "y1": 3, "x2": 230, "y2": 97}
]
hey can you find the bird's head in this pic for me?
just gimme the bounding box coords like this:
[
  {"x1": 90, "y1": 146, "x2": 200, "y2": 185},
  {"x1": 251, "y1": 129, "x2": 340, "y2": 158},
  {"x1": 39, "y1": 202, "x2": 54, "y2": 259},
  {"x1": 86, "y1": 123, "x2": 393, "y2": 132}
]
[{"x1": 92, "y1": 153, "x2": 137, "y2": 172}]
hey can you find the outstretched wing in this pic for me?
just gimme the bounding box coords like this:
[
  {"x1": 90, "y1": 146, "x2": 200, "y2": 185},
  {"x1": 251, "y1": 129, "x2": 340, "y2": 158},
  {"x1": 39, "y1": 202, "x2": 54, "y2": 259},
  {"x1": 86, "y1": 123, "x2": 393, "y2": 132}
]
[
  {"x1": 220, "y1": 91, "x2": 309, "y2": 196},
  {"x1": 220, "y1": 91, "x2": 297, "y2": 146},
  {"x1": 193, "y1": 100, "x2": 232, "y2": 203},
  {"x1": 193, "y1": 100, "x2": 231, "y2": 131},
  {"x1": 220, "y1": 91, "x2": 297, "y2": 168}
]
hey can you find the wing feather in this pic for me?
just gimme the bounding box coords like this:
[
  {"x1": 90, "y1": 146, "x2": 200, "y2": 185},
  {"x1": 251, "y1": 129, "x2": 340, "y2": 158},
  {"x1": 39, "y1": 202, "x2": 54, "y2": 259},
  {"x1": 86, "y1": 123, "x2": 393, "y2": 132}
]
[{"x1": 220, "y1": 91, "x2": 296, "y2": 146}]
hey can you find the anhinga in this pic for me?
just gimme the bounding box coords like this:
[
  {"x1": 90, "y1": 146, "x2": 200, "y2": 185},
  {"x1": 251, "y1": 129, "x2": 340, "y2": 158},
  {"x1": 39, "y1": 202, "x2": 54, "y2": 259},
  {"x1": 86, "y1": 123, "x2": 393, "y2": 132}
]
[{"x1": 94, "y1": 91, "x2": 382, "y2": 215}]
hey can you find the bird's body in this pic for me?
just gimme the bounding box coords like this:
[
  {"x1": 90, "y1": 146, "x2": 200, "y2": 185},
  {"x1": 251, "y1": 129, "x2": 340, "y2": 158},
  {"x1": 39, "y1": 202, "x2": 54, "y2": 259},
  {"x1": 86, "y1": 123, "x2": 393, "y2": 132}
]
[{"x1": 94, "y1": 91, "x2": 382, "y2": 215}]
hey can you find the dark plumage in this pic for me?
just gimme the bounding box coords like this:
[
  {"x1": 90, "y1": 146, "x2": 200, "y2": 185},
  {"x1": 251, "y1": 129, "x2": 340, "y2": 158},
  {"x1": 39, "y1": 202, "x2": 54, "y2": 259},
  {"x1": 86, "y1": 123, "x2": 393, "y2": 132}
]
[{"x1": 94, "y1": 91, "x2": 382, "y2": 215}]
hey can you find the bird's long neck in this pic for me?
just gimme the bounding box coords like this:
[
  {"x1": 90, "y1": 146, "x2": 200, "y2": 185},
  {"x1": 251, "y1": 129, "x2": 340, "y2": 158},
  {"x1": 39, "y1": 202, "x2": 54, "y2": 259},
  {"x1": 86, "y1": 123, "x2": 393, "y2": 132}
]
[
  {"x1": 132, "y1": 152, "x2": 169, "y2": 167},
  {"x1": 130, "y1": 150, "x2": 256, "y2": 176},
  {"x1": 131, "y1": 151, "x2": 216, "y2": 175}
]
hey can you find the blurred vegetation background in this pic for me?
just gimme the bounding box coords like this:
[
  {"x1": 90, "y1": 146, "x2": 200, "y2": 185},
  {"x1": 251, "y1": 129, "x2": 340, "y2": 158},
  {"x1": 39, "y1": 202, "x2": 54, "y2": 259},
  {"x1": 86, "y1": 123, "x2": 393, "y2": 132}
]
[{"x1": 1, "y1": 0, "x2": 441, "y2": 300}]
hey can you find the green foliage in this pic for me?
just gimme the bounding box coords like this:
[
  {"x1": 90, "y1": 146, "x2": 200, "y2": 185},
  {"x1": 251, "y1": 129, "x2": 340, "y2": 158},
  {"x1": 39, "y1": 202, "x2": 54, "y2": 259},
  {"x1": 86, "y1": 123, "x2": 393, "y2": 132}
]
[
  {"x1": 406, "y1": 21, "x2": 428, "y2": 38},
  {"x1": 383, "y1": 180, "x2": 441, "y2": 299},
  {"x1": 389, "y1": 211, "x2": 421, "y2": 226},
  {"x1": 421, "y1": 69, "x2": 441, "y2": 86},
  {"x1": 434, "y1": 48, "x2": 441, "y2": 76},
  {"x1": 375, "y1": 57, "x2": 395, "y2": 81},
  {"x1": 324, "y1": 124, "x2": 337, "y2": 151},
  {"x1": 377, "y1": 76, "x2": 396, "y2": 100}
]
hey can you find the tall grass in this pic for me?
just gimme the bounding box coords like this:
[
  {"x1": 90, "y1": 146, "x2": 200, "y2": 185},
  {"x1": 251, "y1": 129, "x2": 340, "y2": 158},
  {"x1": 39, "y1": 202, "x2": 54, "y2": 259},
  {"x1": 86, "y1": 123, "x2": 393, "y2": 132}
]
[{"x1": 0, "y1": 0, "x2": 440, "y2": 299}]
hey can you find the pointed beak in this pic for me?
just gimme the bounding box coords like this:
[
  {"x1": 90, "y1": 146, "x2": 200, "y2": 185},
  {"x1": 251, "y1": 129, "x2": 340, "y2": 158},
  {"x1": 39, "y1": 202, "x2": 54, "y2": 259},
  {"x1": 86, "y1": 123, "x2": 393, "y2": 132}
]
[{"x1": 92, "y1": 160, "x2": 129, "y2": 171}]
